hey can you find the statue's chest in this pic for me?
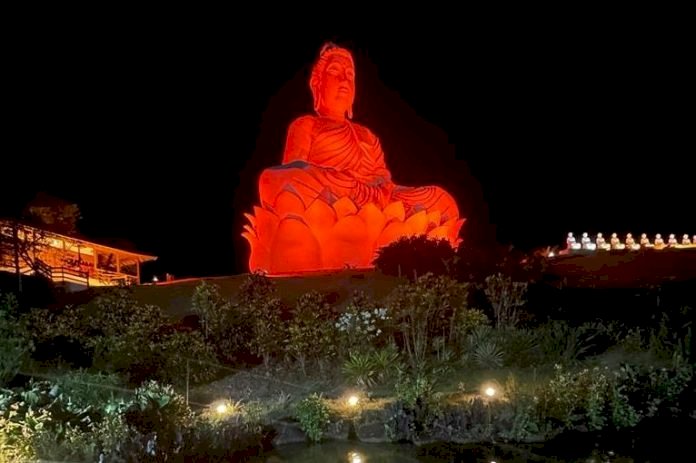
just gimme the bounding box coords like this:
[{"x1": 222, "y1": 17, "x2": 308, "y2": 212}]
[{"x1": 310, "y1": 123, "x2": 371, "y2": 165}]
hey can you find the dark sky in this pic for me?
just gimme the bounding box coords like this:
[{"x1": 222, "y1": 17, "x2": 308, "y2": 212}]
[{"x1": 2, "y1": 24, "x2": 693, "y2": 279}]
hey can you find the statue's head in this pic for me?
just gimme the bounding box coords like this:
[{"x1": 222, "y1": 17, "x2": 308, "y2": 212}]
[{"x1": 310, "y1": 42, "x2": 355, "y2": 119}]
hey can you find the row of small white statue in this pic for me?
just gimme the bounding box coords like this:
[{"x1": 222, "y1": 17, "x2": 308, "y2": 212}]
[{"x1": 567, "y1": 232, "x2": 695, "y2": 251}]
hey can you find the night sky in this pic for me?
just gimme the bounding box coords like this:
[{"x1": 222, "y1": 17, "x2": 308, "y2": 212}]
[{"x1": 3, "y1": 25, "x2": 693, "y2": 279}]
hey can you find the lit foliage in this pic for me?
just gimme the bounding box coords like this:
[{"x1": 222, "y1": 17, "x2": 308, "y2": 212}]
[
  {"x1": 335, "y1": 291, "x2": 391, "y2": 354},
  {"x1": 286, "y1": 291, "x2": 336, "y2": 375},
  {"x1": 24, "y1": 287, "x2": 216, "y2": 386},
  {"x1": 238, "y1": 273, "x2": 285, "y2": 368},
  {"x1": 294, "y1": 393, "x2": 330, "y2": 443},
  {"x1": 387, "y1": 274, "x2": 470, "y2": 370},
  {"x1": 191, "y1": 281, "x2": 251, "y2": 365}
]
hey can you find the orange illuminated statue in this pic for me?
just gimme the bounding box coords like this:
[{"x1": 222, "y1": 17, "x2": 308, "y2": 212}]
[{"x1": 243, "y1": 43, "x2": 464, "y2": 274}]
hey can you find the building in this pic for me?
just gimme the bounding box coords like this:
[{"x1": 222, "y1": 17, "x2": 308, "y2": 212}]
[{"x1": 0, "y1": 219, "x2": 157, "y2": 290}]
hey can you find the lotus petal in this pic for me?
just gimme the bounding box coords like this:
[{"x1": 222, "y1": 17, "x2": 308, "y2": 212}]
[
  {"x1": 357, "y1": 202, "x2": 386, "y2": 253},
  {"x1": 274, "y1": 190, "x2": 306, "y2": 217},
  {"x1": 242, "y1": 232, "x2": 270, "y2": 273},
  {"x1": 242, "y1": 224, "x2": 256, "y2": 237},
  {"x1": 324, "y1": 215, "x2": 369, "y2": 269},
  {"x1": 304, "y1": 198, "x2": 338, "y2": 245},
  {"x1": 270, "y1": 216, "x2": 321, "y2": 274},
  {"x1": 383, "y1": 201, "x2": 406, "y2": 223},
  {"x1": 244, "y1": 212, "x2": 256, "y2": 229},
  {"x1": 375, "y1": 220, "x2": 411, "y2": 250},
  {"x1": 427, "y1": 225, "x2": 451, "y2": 241},
  {"x1": 426, "y1": 210, "x2": 441, "y2": 228},
  {"x1": 253, "y1": 206, "x2": 280, "y2": 245},
  {"x1": 332, "y1": 196, "x2": 358, "y2": 219},
  {"x1": 405, "y1": 210, "x2": 428, "y2": 235}
]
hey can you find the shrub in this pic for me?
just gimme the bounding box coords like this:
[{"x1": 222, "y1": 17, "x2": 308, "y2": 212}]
[
  {"x1": 374, "y1": 235, "x2": 457, "y2": 280},
  {"x1": 295, "y1": 393, "x2": 330, "y2": 443},
  {"x1": 286, "y1": 292, "x2": 336, "y2": 375},
  {"x1": 387, "y1": 274, "x2": 469, "y2": 369}
]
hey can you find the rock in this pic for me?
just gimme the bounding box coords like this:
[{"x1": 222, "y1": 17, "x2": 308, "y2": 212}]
[
  {"x1": 356, "y1": 408, "x2": 390, "y2": 443},
  {"x1": 324, "y1": 419, "x2": 351, "y2": 441},
  {"x1": 271, "y1": 419, "x2": 306, "y2": 446}
]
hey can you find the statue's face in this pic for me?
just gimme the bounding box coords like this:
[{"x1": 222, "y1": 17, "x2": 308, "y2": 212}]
[{"x1": 318, "y1": 54, "x2": 355, "y2": 116}]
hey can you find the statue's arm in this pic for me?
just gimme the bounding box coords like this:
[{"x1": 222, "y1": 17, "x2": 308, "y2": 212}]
[{"x1": 282, "y1": 115, "x2": 315, "y2": 164}]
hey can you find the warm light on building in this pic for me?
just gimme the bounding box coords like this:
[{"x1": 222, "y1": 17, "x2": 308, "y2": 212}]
[{"x1": 0, "y1": 219, "x2": 156, "y2": 290}]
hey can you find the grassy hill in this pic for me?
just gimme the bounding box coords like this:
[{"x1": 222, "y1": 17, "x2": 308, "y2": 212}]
[{"x1": 127, "y1": 269, "x2": 405, "y2": 320}]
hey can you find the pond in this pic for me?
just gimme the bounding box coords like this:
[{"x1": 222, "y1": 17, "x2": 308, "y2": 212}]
[{"x1": 261, "y1": 440, "x2": 625, "y2": 462}]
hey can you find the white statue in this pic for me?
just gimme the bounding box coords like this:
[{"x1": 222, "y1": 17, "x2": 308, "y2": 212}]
[
  {"x1": 596, "y1": 233, "x2": 610, "y2": 251},
  {"x1": 567, "y1": 232, "x2": 581, "y2": 250},
  {"x1": 581, "y1": 232, "x2": 596, "y2": 250},
  {"x1": 668, "y1": 234, "x2": 678, "y2": 247},
  {"x1": 654, "y1": 233, "x2": 665, "y2": 249},
  {"x1": 610, "y1": 233, "x2": 625, "y2": 250},
  {"x1": 625, "y1": 233, "x2": 640, "y2": 250},
  {"x1": 640, "y1": 233, "x2": 651, "y2": 248},
  {"x1": 682, "y1": 234, "x2": 692, "y2": 246}
]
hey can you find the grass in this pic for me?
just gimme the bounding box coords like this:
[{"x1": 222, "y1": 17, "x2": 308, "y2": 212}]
[{"x1": 123, "y1": 269, "x2": 404, "y2": 320}]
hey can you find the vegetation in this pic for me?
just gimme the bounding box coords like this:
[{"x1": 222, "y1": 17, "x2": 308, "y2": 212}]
[{"x1": 1, "y1": 239, "x2": 694, "y2": 458}]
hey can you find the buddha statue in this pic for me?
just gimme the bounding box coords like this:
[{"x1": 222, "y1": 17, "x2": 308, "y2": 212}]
[
  {"x1": 625, "y1": 233, "x2": 640, "y2": 250},
  {"x1": 596, "y1": 232, "x2": 610, "y2": 250},
  {"x1": 667, "y1": 234, "x2": 678, "y2": 247},
  {"x1": 654, "y1": 233, "x2": 665, "y2": 249},
  {"x1": 640, "y1": 233, "x2": 651, "y2": 248},
  {"x1": 243, "y1": 43, "x2": 463, "y2": 274},
  {"x1": 581, "y1": 232, "x2": 596, "y2": 250},
  {"x1": 566, "y1": 232, "x2": 581, "y2": 251},
  {"x1": 682, "y1": 234, "x2": 691, "y2": 246},
  {"x1": 610, "y1": 233, "x2": 625, "y2": 250}
]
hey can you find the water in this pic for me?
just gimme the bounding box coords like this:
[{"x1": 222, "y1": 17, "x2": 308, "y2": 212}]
[{"x1": 261, "y1": 440, "x2": 621, "y2": 462}]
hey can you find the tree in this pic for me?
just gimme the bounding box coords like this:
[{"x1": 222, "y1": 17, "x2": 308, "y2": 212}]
[
  {"x1": 1, "y1": 194, "x2": 81, "y2": 293},
  {"x1": 23, "y1": 192, "x2": 81, "y2": 236},
  {"x1": 0, "y1": 219, "x2": 48, "y2": 293}
]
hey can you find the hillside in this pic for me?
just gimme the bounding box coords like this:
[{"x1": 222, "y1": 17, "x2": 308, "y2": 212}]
[
  {"x1": 128, "y1": 270, "x2": 405, "y2": 320},
  {"x1": 547, "y1": 247, "x2": 696, "y2": 288}
]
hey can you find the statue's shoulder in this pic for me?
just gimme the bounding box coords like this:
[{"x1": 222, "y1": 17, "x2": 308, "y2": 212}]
[{"x1": 288, "y1": 114, "x2": 317, "y2": 131}]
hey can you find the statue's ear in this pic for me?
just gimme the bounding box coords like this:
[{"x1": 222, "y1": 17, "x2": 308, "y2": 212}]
[{"x1": 310, "y1": 75, "x2": 321, "y2": 112}]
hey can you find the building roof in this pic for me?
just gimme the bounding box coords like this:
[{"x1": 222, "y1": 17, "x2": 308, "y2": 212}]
[{"x1": 0, "y1": 218, "x2": 157, "y2": 262}]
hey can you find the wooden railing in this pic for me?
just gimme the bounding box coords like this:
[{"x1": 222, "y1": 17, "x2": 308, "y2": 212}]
[
  {"x1": 91, "y1": 269, "x2": 138, "y2": 286},
  {"x1": 12, "y1": 260, "x2": 138, "y2": 288},
  {"x1": 51, "y1": 266, "x2": 90, "y2": 287}
]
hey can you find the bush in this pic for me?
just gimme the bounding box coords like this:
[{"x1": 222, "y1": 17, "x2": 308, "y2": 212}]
[
  {"x1": 374, "y1": 236, "x2": 457, "y2": 280},
  {"x1": 286, "y1": 292, "x2": 336, "y2": 375},
  {"x1": 387, "y1": 274, "x2": 469, "y2": 370},
  {"x1": 0, "y1": 292, "x2": 32, "y2": 386},
  {"x1": 294, "y1": 393, "x2": 330, "y2": 443}
]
